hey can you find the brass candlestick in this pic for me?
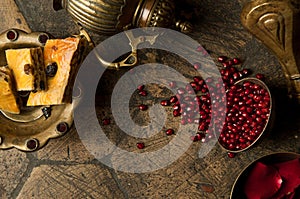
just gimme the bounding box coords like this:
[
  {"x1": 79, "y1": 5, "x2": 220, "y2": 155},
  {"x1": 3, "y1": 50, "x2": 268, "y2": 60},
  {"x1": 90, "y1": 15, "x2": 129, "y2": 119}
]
[
  {"x1": 53, "y1": 0, "x2": 192, "y2": 34},
  {"x1": 241, "y1": 0, "x2": 300, "y2": 103}
]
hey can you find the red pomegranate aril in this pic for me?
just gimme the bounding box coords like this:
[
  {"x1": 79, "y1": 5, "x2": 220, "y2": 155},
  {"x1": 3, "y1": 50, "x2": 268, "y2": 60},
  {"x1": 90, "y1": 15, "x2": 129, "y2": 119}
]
[
  {"x1": 139, "y1": 104, "x2": 148, "y2": 111},
  {"x1": 190, "y1": 82, "x2": 197, "y2": 88},
  {"x1": 137, "y1": 142, "x2": 145, "y2": 149},
  {"x1": 222, "y1": 62, "x2": 232, "y2": 68},
  {"x1": 160, "y1": 100, "x2": 170, "y2": 106},
  {"x1": 227, "y1": 152, "x2": 236, "y2": 158},
  {"x1": 198, "y1": 123, "x2": 207, "y2": 131},
  {"x1": 173, "y1": 110, "x2": 181, "y2": 117},
  {"x1": 191, "y1": 135, "x2": 199, "y2": 142},
  {"x1": 137, "y1": 85, "x2": 145, "y2": 91},
  {"x1": 173, "y1": 104, "x2": 180, "y2": 110},
  {"x1": 194, "y1": 62, "x2": 201, "y2": 70},
  {"x1": 218, "y1": 56, "x2": 228, "y2": 63},
  {"x1": 220, "y1": 69, "x2": 226, "y2": 76},
  {"x1": 233, "y1": 72, "x2": 240, "y2": 80},
  {"x1": 102, "y1": 119, "x2": 110, "y2": 125},
  {"x1": 232, "y1": 58, "x2": 241, "y2": 65},
  {"x1": 166, "y1": 129, "x2": 174, "y2": 135},
  {"x1": 177, "y1": 88, "x2": 186, "y2": 95},
  {"x1": 139, "y1": 90, "x2": 148, "y2": 96},
  {"x1": 187, "y1": 118, "x2": 194, "y2": 124},
  {"x1": 194, "y1": 118, "x2": 200, "y2": 124},
  {"x1": 193, "y1": 76, "x2": 202, "y2": 83},
  {"x1": 169, "y1": 81, "x2": 176, "y2": 88},
  {"x1": 169, "y1": 96, "x2": 178, "y2": 103},
  {"x1": 256, "y1": 73, "x2": 265, "y2": 80}
]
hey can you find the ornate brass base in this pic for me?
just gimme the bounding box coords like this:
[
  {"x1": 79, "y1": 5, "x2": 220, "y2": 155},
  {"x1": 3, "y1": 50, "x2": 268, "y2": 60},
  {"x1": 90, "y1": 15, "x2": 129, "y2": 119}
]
[
  {"x1": 53, "y1": 0, "x2": 192, "y2": 34},
  {"x1": 241, "y1": 0, "x2": 300, "y2": 103}
]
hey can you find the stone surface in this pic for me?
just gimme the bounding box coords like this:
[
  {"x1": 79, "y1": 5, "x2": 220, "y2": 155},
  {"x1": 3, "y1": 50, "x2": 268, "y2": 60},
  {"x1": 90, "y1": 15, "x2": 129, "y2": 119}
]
[
  {"x1": 0, "y1": 149, "x2": 30, "y2": 198},
  {"x1": 0, "y1": 0, "x2": 299, "y2": 198},
  {"x1": 16, "y1": 164, "x2": 124, "y2": 198}
]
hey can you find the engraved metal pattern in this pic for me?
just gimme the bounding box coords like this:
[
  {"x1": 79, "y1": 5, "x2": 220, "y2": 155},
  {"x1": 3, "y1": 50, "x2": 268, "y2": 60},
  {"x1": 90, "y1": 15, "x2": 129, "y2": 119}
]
[
  {"x1": 241, "y1": 0, "x2": 300, "y2": 103},
  {"x1": 62, "y1": 0, "x2": 127, "y2": 34},
  {"x1": 55, "y1": 0, "x2": 192, "y2": 35}
]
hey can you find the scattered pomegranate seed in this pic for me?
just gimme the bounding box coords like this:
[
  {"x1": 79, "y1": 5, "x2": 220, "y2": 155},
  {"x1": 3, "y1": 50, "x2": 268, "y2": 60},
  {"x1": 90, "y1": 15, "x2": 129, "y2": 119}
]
[
  {"x1": 160, "y1": 100, "x2": 170, "y2": 106},
  {"x1": 169, "y1": 96, "x2": 178, "y2": 103},
  {"x1": 166, "y1": 129, "x2": 174, "y2": 135},
  {"x1": 102, "y1": 119, "x2": 110, "y2": 125},
  {"x1": 227, "y1": 152, "x2": 236, "y2": 158},
  {"x1": 137, "y1": 85, "x2": 145, "y2": 91},
  {"x1": 139, "y1": 90, "x2": 147, "y2": 96},
  {"x1": 138, "y1": 104, "x2": 148, "y2": 111},
  {"x1": 173, "y1": 110, "x2": 181, "y2": 117},
  {"x1": 256, "y1": 73, "x2": 265, "y2": 80},
  {"x1": 232, "y1": 58, "x2": 241, "y2": 65},
  {"x1": 169, "y1": 81, "x2": 176, "y2": 88},
  {"x1": 194, "y1": 62, "x2": 201, "y2": 70},
  {"x1": 218, "y1": 56, "x2": 228, "y2": 63},
  {"x1": 177, "y1": 88, "x2": 186, "y2": 95},
  {"x1": 191, "y1": 135, "x2": 199, "y2": 142},
  {"x1": 222, "y1": 62, "x2": 231, "y2": 68},
  {"x1": 136, "y1": 142, "x2": 145, "y2": 149}
]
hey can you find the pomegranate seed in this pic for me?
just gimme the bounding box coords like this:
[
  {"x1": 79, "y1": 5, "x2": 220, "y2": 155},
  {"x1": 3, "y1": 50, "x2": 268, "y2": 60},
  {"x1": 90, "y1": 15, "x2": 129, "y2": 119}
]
[
  {"x1": 191, "y1": 135, "x2": 199, "y2": 142},
  {"x1": 169, "y1": 96, "x2": 178, "y2": 103},
  {"x1": 139, "y1": 90, "x2": 147, "y2": 96},
  {"x1": 102, "y1": 119, "x2": 110, "y2": 125},
  {"x1": 160, "y1": 100, "x2": 170, "y2": 106},
  {"x1": 190, "y1": 82, "x2": 198, "y2": 88},
  {"x1": 227, "y1": 152, "x2": 236, "y2": 158},
  {"x1": 194, "y1": 62, "x2": 201, "y2": 70},
  {"x1": 169, "y1": 81, "x2": 176, "y2": 88},
  {"x1": 173, "y1": 110, "x2": 181, "y2": 117},
  {"x1": 139, "y1": 104, "x2": 148, "y2": 111},
  {"x1": 173, "y1": 104, "x2": 180, "y2": 110},
  {"x1": 232, "y1": 58, "x2": 241, "y2": 65},
  {"x1": 177, "y1": 88, "x2": 186, "y2": 95},
  {"x1": 193, "y1": 76, "x2": 202, "y2": 83},
  {"x1": 137, "y1": 142, "x2": 145, "y2": 149},
  {"x1": 217, "y1": 56, "x2": 228, "y2": 63},
  {"x1": 137, "y1": 85, "x2": 145, "y2": 91},
  {"x1": 166, "y1": 129, "x2": 174, "y2": 135},
  {"x1": 256, "y1": 73, "x2": 265, "y2": 80},
  {"x1": 242, "y1": 69, "x2": 250, "y2": 76},
  {"x1": 196, "y1": 46, "x2": 204, "y2": 52},
  {"x1": 222, "y1": 62, "x2": 232, "y2": 68}
]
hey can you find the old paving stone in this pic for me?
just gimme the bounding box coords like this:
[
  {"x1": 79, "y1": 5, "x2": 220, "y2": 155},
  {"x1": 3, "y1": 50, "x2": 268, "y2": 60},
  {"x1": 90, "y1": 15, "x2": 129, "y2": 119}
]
[
  {"x1": 16, "y1": 164, "x2": 124, "y2": 198},
  {"x1": 36, "y1": 128, "x2": 95, "y2": 163},
  {"x1": 0, "y1": 149, "x2": 30, "y2": 198}
]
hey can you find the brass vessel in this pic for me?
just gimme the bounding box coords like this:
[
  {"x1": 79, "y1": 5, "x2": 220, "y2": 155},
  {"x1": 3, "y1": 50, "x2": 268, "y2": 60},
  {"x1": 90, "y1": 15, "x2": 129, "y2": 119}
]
[
  {"x1": 241, "y1": 0, "x2": 300, "y2": 103},
  {"x1": 53, "y1": 0, "x2": 192, "y2": 34}
]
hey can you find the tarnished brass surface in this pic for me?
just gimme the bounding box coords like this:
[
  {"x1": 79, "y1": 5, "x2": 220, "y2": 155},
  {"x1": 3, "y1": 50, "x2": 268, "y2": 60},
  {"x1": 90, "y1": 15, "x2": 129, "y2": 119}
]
[
  {"x1": 53, "y1": 0, "x2": 192, "y2": 35},
  {"x1": 0, "y1": 29, "x2": 80, "y2": 151},
  {"x1": 230, "y1": 152, "x2": 300, "y2": 199},
  {"x1": 241, "y1": 0, "x2": 300, "y2": 103}
]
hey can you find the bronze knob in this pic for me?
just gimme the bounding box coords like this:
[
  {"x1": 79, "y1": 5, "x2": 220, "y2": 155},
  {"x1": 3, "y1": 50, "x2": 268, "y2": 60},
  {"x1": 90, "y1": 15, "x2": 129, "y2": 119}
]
[{"x1": 53, "y1": 0, "x2": 192, "y2": 34}]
